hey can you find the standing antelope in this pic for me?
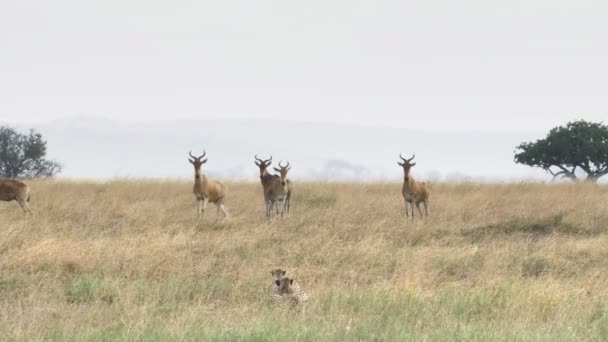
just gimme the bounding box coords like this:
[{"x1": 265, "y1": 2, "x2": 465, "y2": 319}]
[
  {"x1": 264, "y1": 161, "x2": 291, "y2": 218},
  {"x1": 274, "y1": 161, "x2": 293, "y2": 215},
  {"x1": 398, "y1": 154, "x2": 429, "y2": 218},
  {"x1": 188, "y1": 151, "x2": 228, "y2": 220},
  {"x1": 255, "y1": 155, "x2": 279, "y2": 213},
  {"x1": 0, "y1": 178, "x2": 33, "y2": 215}
]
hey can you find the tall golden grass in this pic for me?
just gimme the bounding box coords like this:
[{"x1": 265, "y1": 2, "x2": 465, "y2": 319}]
[{"x1": 1, "y1": 180, "x2": 608, "y2": 340}]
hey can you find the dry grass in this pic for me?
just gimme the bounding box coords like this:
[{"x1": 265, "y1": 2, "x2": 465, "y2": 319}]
[{"x1": 1, "y1": 180, "x2": 608, "y2": 340}]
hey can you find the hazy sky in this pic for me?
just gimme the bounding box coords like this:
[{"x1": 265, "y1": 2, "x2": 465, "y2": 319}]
[{"x1": 1, "y1": 0, "x2": 606, "y2": 130}]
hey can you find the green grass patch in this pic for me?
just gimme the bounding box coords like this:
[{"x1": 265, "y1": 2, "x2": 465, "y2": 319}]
[
  {"x1": 65, "y1": 274, "x2": 117, "y2": 304},
  {"x1": 463, "y1": 214, "x2": 602, "y2": 241}
]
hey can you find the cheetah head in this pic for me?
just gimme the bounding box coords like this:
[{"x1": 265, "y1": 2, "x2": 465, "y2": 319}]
[
  {"x1": 270, "y1": 268, "x2": 287, "y2": 280},
  {"x1": 275, "y1": 277, "x2": 295, "y2": 295}
]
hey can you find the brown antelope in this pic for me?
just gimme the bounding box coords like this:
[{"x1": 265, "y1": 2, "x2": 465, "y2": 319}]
[
  {"x1": 263, "y1": 161, "x2": 291, "y2": 218},
  {"x1": 398, "y1": 154, "x2": 429, "y2": 218},
  {"x1": 0, "y1": 177, "x2": 33, "y2": 215},
  {"x1": 188, "y1": 151, "x2": 228, "y2": 220},
  {"x1": 274, "y1": 161, "x2": 293, "y2": 215},
  {"x1": 255, "y1": 155, "x2": 279, "y2": 213}
]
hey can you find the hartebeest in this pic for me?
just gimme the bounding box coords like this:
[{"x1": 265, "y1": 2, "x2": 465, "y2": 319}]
[
  {"x1": 188, "y1": 151, "x2": 228, "y2": 220},
  {"x1": 398, "y1": 154, "x2": 429, "y2": 218},
  {"x1": 274, "y1": 161, "x2": 293, "y2": 215},
  {"x1": 0, "y1": 177, "x2": 33, "y2": 215},
  {"x1": 255, "y1": 155, "x2": 280, "y2": 213},
  {"x1": 263, "y1": 161, "x2": 291, "y2": 218}
]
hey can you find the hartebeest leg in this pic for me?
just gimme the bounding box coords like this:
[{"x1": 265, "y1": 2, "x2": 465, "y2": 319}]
[
  {"x1": 415, "y1": 202, "x2": 424, "y2": 217},
  {"x1": 200, "y1": 197, "x2": 209, "y2": 220},
  {"x1": 196, "y1": 199, "x2": 203, "y2": 220},
  {"x1": 285, "y1": 196, "x2": 290, "y2": 214},
  {"x1": 266, "y1": 200, "x2": 272, "y2": 218},
  {"x1": 404, "y1": 199, "x2": 409, "y2": 217},
  {"x1": 18, "y1": 201, "x2": 33, "y2": 216},
  {"x1": 218, "y1": 202, "x2": 229, "y2": 219},
  {"x1": 424, "y1": 201, "x2": 428, "y2": 217}
]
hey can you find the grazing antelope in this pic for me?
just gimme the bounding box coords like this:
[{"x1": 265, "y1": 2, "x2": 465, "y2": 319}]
[
  {"x1": 0, "y1": 178, "x2": 33, "y2": 215},
  {"x1": 188, "y1": 151, "x2": 228, "y2": 220},
  {"x1": 398, "y1": 154, "x2": 429, "y2": 218},
  {"x1": 264, "y1": 161, "x2": 291, "y2": 218}
]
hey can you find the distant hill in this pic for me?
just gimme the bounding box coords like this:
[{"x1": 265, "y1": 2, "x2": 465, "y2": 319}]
[{"x1": 7, "y1": 117, "x2": 546, "y2": 181}]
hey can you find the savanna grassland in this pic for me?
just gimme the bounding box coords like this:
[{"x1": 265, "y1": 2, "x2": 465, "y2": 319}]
[{"x1": 1, "y1": 180, "x2": 608, "y2": 341}]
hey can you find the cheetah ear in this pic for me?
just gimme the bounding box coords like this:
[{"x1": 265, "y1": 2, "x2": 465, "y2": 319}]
[
  {"x1": 289, "y1": 279, "x2": 293, "y2": 285},
  {"x1": 275, "y1": 280, "x2": 280, "y2": 286}
]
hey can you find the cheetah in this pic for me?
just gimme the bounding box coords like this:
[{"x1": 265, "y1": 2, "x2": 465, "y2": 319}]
[
  {"x1": 269, "y1": 268, "x2": 301, "y2": 294},
  {"x1": 271, "y1": 276, "x2": 308, "y2": 311}
]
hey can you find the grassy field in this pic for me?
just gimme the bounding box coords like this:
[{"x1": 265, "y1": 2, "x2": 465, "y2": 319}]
[{"x1": 1, "y1": 180, "x2": 608, "y2": 341}]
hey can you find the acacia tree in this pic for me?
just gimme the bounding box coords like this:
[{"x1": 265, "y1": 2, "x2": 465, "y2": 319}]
[
  {"x1": 0, "y1": 126, "x2": 62, "y2": 178},
  {"x1": 514, "y1": 120, "x2": 608, "y2": 182}
]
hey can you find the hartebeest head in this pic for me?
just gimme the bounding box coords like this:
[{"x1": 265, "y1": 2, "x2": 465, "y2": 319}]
[
  {"x1": 398, "y1": 153, "x2": 416, "y2": 181},
  {"x1": 188, "y1": 150, "x2": 208, "y2": 172},
  {"x1": 254, "y1": 155, "x2": 273, "y2": 177},
  {"x1": 274, "y1": 161, "x2": 291, "y2": 186}
]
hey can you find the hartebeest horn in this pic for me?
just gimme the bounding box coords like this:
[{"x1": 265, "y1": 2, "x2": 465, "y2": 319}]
[
  {"x1": 255, "y1": 154, "x2": 272, "y2": 165},
  {"x1": 278, "y1": 161, "x2": 291, "y2": 170},
  {"x1": 399, "y1": 153, "x2": 415, "y2": 163},
  {"x1": 189, "y1": 150, "x2": 207, "y2": 160},
  {"x1": 189, "y1": 150, "x2": 208, "y2": 165}
]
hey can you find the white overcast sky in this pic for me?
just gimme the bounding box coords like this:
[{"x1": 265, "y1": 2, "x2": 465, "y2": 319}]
[{"x1": 0, "y1": 0, "x2": 606, "y2": 130}]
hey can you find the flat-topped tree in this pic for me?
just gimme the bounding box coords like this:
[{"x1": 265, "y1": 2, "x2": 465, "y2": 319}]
[
  {"x1": 514, "y1": 120, "x2": 608, "y2": 182},
  {"x1": 0, "y1": 126, "x2": 61, "y2": 178}
]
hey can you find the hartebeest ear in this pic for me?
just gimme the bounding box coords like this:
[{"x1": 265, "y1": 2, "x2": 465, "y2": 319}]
[
  {"x1": 201, "y1": 158, "x2": 208, "y2": 164},
  {"x1": 273, "y1": 167, "x2": 280, "y2": 172},
  {"x1": 255, "y1": 161, "x2": 261, "y2": 166},
  {"x1": 410, "y1": 162, "x2": 416, "y2": 167},
  {"x1": 189, "y1": 158, "x2": 196, "y2": 165},
  {"x1": 281, "y1": 270, "x2": 286, "y2": 276},
  {"x1": 397, "y1": 162, "x2": 405, "y2": 167}
]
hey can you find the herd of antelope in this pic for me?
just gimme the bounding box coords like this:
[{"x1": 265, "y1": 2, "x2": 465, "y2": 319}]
[{"x1": 0, "y1": 151, "x2": 429, "y2": 219}]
